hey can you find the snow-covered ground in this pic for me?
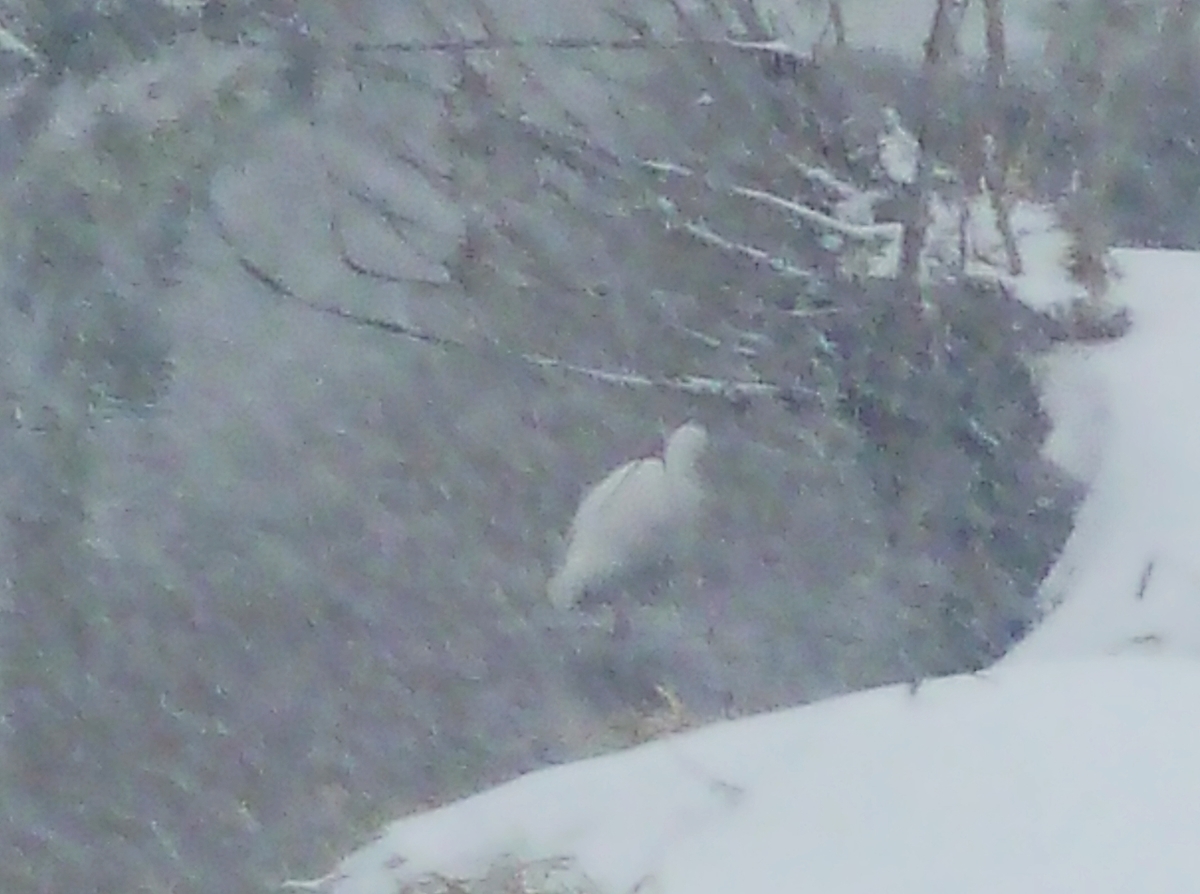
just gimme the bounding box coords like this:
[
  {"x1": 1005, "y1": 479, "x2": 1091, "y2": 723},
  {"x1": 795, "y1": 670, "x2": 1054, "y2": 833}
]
[
  {"x1": 301, "y1": 220, "x2": 1200, "y2": 893},
  {"x1": 319, "y1": 658, "x2": 1200, "y2": 894},
  {"x1": 1008, "y1": 249, "x2": 1200, "y2": 662}
]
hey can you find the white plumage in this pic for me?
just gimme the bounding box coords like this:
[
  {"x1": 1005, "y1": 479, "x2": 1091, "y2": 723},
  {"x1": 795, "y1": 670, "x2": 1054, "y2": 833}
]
[
  {"x1": 879, "y1": 107, "x2": 919, "y2": 186},
  {"x1": 548, "y1": 422, "x2": 709, "y2": 613}
]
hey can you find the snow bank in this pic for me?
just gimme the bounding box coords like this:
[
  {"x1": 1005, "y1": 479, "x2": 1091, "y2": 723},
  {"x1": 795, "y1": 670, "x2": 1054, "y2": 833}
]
[
  {"x1": 1009, "y1": 250, "x2": 1200, "y2": 661},
  {"x1": 325, "y1": 657, "x2": 1200, "y2": 894}
]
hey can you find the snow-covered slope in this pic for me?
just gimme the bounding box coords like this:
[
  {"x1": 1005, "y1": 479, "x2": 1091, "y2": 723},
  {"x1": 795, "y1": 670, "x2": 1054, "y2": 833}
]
[
  {"x1": 1008, "y1": 250, "x2": 1200, "y2": 662},
  {"x1": 323, "y1": 657, "x2": 1200, "y2": 894},
  {"x1": 308, "y1": 235, "x2": 1200, "y2": 894}
]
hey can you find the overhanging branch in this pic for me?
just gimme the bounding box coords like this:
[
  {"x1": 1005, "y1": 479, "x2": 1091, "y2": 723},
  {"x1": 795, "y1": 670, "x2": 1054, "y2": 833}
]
[{"x1": 212, "y1": 210, "x2": 813, "y2": 406}]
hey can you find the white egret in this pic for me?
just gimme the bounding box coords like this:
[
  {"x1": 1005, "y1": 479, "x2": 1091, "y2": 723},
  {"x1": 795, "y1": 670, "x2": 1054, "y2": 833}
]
[
  {"x1": 879, "y1": 107, "x2": 919, "y2": 186},
  {"x1": 547, "y1": 422, "x2": 709, "y2": 635}
]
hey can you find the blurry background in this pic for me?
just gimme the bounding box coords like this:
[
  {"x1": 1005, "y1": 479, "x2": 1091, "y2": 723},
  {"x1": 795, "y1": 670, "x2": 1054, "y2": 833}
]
[{"x1": 0, "y1": 0, "x2": 1193, "y2": 891}]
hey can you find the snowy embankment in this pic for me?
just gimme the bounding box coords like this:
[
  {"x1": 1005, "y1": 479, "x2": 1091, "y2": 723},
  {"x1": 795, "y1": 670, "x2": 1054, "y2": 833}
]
[
  {"x1": 303, "y1": 233, "x2": 1200, "y2": 893},
  {"x1": 1007, "y1": 249, "x2": 1200, "y2": 661},
  {"x1": 320, "y1": 659, "x2": 1200, "y2": 894}
]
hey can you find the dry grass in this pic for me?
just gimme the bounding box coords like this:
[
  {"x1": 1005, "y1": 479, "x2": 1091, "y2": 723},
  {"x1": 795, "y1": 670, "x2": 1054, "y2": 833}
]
[
  {"x1": 398, "y1": 857, "x2": 603, "y2": 894},
  {"x1": 607, "y1": 684, "x2": 701, "y2": 746}
]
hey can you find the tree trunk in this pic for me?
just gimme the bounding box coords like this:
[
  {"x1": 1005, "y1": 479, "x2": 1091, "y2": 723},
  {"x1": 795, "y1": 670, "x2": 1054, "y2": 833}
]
[
  {"x1": 1065, "y1": 2, "x2": 1124, "y2": 301},
  {"x1": 898, "y1": 0, "x2": 968, "y2": 285},
  {"x1": 898, "y1": 0, "x2": 967, "y2": 312},
  {"x1": 828, "y1": 0, "x2": 847, "y2": 47},
  {"x1": 980, "y1": 0, "x2": 1022, "y2": 275}
]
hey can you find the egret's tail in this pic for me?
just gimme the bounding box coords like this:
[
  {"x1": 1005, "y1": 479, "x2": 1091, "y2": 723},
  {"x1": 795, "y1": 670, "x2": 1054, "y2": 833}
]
[{"x1": 546, "y1": 562, "x2": 581, "y2": 610}]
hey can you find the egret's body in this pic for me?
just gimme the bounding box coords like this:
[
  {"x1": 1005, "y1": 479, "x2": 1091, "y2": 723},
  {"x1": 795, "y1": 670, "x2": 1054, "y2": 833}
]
[
  {"x1": 548, "y1": 423, "x2": 708, "y2": 623},
  {"x1": 879, "y1": 107, "x2": 918, "y2": 186}
]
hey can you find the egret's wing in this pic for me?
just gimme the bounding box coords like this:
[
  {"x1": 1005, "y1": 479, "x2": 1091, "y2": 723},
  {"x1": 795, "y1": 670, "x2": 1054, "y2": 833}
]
[
  {"x1": 550, "y1": 451, "x2": 697, "y2": 608},
  {"x1": 566, "y1": 456, "x2": 659, "y2": 546}
]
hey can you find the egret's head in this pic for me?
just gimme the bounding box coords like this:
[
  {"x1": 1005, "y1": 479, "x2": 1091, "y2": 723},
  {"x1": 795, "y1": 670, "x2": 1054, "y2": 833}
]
[{"x1": 664, "y1": 422, "x2": 708, "y2": 472}]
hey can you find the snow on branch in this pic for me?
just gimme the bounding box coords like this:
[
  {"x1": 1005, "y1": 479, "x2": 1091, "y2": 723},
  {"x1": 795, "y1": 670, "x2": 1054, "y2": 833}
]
[
  {"x1": 728, "y1": 184, "x2": 897, "y2": 242},
  {"x1": 638, "y1": 158, "x2": 696, "y2": 178},
  {"x1": 675, "y1": 217, "x2": 816, "y2": 281},
  {"x1": 212, "y1": 207, "x2": 805, "y2": 406},
  {"x1": 788, "y1": 156, "x2": 861, "y2": 200},
  {"x1": 721, "y1": 38, "x2": 798, "y2": 55},
  {"x1": 350, "y1": 31, "x2": 821, "y2": 61},
  {"x1": 640, "y1": 154, "x2": 894, "y2": 246},
  {"x1": 520, "y1": 353, "x2": 792, "y2": 402},
  {"x1": 279, "y1": 870, "x2": 342, "y2": 892},
  {"x1": 0, "y1": 25, "x2": 38, "y2": 62},
  {"x1": 351, "y1": 34, "x2": 731, "y2": 54}
]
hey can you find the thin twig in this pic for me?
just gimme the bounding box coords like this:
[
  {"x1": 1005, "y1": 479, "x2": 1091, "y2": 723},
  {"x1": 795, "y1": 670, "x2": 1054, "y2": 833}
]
[
  {"x1": 675, "y1": 218, "x2": 816, "y2": 281},
  {"x1": 211, "y1": 209, "x2": 812, "y2": 404},
  {"x1": 352, "y1": 35, "x2": 720, "y2": 54}
]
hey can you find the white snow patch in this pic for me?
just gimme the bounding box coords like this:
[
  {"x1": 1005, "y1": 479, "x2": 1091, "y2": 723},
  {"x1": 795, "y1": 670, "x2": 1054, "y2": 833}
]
[
  {"x1": 1008, "y1": 250, "x2": 1200, "y2": 662},
  {"x1": 324, "y1": 657, "x2": 1200, "y2": 894},
  {"x1": 878, "y1": 108, "x2": 918, "y2": 186},
  {"x1": 1035, "y1": 343, "x2": 1111, "y2": 486},
  {"x1": 968, "y1": 202, "x2": 1083, "y2": 309}
]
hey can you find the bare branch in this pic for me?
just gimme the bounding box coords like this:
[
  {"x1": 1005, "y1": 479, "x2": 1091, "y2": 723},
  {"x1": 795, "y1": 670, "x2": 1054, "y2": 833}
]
[
  {"x1": 899, "y1": 0, "x2": 970, "y2": 294},
  {"x1": 520, "y1": 353, "x2": 792, "y2": 401},
  {"x1": 788, "y1": 156, "x2": 860, "y2": 198},
  {"x1": 674, "y1": 216, "x2": 817, "y2": 281},
  {"x1": 646, "y1": 161, "x2": 903, "y2": 280},
  {"x1": 210, "y1": 207, "x2": 807, "y2": 405},
  {"x1": 827, "y1": 0, "x2": 847, "y2": 47},
  {"x1": 728, "y1": 183, "x2": 896, "y2": 242},
  {"x1": 638, "y1": 158, "x2": 696, "y2": 177},
  {"x1": 350, "y1": 34, "x2": 731, "y2": 54},
  {"x1": 279, "y1": 870, "x2": 342, "y2": 892},
  {"x1": 0, "y1": 24, "x2": 39, "y2": 62}
]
